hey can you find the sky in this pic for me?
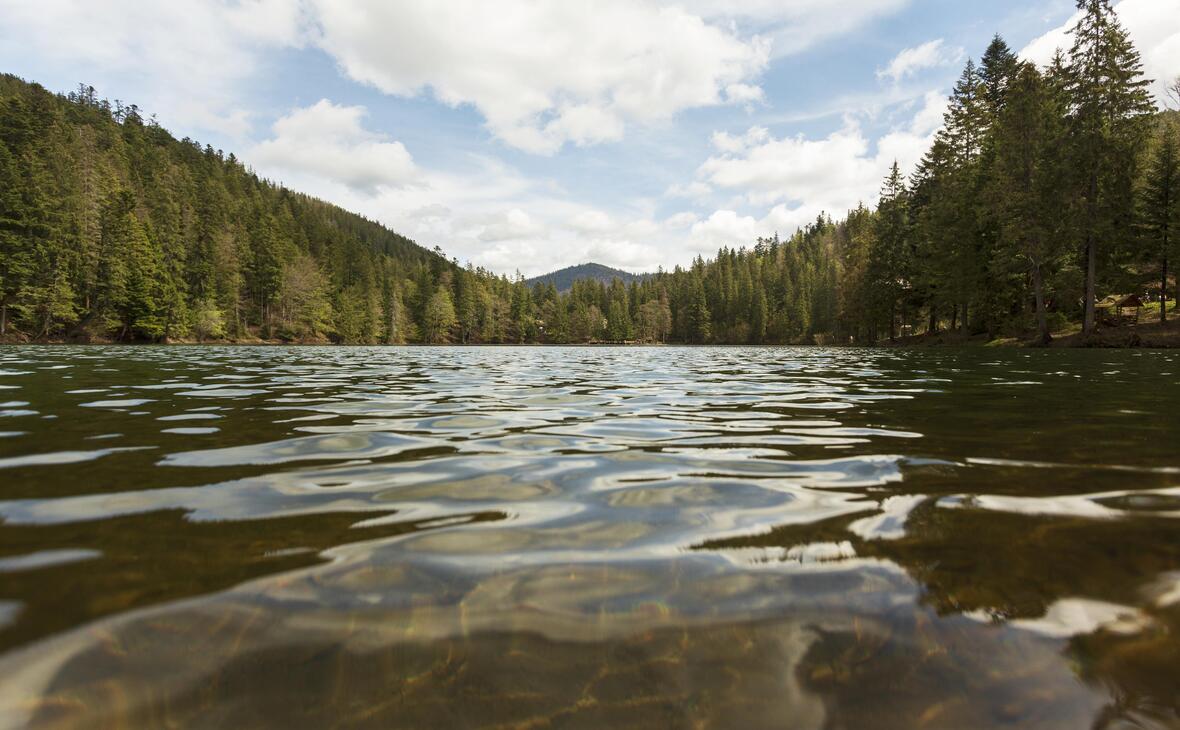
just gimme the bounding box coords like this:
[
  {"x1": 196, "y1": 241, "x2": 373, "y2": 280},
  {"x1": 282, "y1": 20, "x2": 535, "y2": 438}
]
[{"x1": 1, "y1": 0, "x2": 1178, "y2": 277}]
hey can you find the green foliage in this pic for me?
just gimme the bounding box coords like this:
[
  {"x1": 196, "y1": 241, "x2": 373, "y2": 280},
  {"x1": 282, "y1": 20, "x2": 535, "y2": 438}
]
[
  {"x1": 278, "y1": 255, "x2": 332, "y2": 341},
  {"x1": 1064, "y1": 0, "x2": 1155, "y2": 333},
  {"x1": 1138, "y1": 117, "x2": 1180, "y2": 320},
  {"x1": 423, "y1": 286, "x2": 457, "y2": 343},
  {"x1": 191, "y1": 299, "x2": 226, "y2": 342}
]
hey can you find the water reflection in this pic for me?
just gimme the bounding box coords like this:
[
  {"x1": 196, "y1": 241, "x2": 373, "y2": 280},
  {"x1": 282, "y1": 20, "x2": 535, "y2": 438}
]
[{"x1": 0, "y1": 345, "x2": 1178, "y2": 728}]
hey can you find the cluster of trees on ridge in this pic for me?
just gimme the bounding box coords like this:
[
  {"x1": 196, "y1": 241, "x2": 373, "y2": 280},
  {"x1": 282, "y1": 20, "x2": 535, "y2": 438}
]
[{"x1": 0, "y1": 0, "x2": 1177, "y2": 346}]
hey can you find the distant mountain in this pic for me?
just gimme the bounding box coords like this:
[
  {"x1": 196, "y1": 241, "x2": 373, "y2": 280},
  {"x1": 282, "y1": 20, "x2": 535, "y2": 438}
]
[{"x1": 525, "y1": 263, "x2": 651, "y2": 293}]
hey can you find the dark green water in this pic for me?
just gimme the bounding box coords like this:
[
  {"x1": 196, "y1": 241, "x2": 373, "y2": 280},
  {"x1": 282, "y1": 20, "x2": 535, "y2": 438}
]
[{"x1": 1, "y1": 345, "x2": 1179, "y2": 729}]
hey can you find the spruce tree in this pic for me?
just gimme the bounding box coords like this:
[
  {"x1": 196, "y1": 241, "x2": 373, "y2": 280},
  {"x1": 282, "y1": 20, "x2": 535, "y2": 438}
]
[
  {"x1": 993, "y1": 63, "x2": 1069, "y2": 344},
  {"x1": 980, "y1": 35, "x2": 1020, "y2": 120},
  {"x1": 868, "y1": 162, "x2": 910, "y2": 339},
  {"x1": 1065, "y1": 0, "x2": 1154, "y2": 334},
  {"x1": 935, "y1": 58, "x2": 988, "y2": 335},
  {"x1": 1138, "y1": 120, "x2": 1179, "y2": 321}
]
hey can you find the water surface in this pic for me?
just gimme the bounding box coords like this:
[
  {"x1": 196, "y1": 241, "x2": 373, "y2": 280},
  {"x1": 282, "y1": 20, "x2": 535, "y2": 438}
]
[{"x1": 1, "y1": 345, "x2": 1179, "y2": 728}]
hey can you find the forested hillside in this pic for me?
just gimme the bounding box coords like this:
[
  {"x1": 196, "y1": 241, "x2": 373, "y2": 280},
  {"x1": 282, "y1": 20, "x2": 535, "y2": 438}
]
[
  {"x1": 0, "y1": 73, "x2": 461, "y2": 343},
  {"x1": 1, "y1": 1, "x2": 1176, "y2": 346}
]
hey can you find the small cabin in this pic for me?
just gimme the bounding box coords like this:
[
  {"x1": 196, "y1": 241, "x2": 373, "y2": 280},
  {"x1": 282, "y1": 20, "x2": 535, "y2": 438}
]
[{"x1": 1097, "y1": 294, "x2": 1143, "y2": 324}]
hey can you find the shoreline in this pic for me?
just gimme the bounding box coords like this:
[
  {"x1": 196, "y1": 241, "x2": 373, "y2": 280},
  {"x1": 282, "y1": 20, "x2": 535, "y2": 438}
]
[
  {"x1": 885, "y1": 316, "x2": 1180, "y2": 349},
  {"x1": 3, "y1": 313, "x2": 1178, "y2": 349},
  {"x1": 2, "y1": 331, "x2": 1178, "y2": 349}
]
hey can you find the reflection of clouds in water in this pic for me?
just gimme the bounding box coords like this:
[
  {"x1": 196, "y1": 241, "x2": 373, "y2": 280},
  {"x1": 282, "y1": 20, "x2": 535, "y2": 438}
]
[
  {"x1": 999, "y1": 599, "x2": 1152, "y2": 639},
  {"x1": 939, "y1": 486, "x2": 1180, "y2": 520},
  {"x1": 0, "y1": 603, "x2": 20, "y2": 631},
  {"x1": 848, "y1": 495, "x2": 926, "y2": 541},
  {"x1": 0, "y1": 550, "x2": 101, "y2": 573}
]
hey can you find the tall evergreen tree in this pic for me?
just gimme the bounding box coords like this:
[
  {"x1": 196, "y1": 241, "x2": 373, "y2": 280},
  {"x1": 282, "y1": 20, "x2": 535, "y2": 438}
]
[
  {"x1": 993, "y1": 63, "x2": 1070, "y2": 344},
  {"x1": 935, "y1": 58, "x2": 988, "y2": 335},
  {"x1": 979, "y1": 35, "x2": 1021, "y2": 120},
  {"x1": 1064, "y1": 0, "x2": 1154, "y2": 334},
  {"x1": 868, "y1": 162, "x2": 910, "y2": 339},
  {"x1": 1138, "y1": 120, "x2": 1179, "y2": 321}
]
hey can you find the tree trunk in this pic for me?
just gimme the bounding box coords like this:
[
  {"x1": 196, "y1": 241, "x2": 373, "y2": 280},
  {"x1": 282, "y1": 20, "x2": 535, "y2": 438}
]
[
  {"x1": 1033, "y1": 261, "x2": 1050, "y2": 346},
  {"x1": 1082, "y1": 168, "x2": 1099, "y2": 336},
  {"x1": 1083, "y1": 232, "x2": 1097, "y2": 334},
  {"x1": 960, "y1": 302, "x2": 969, "y2": 338},
  {"x1": 0, "y1": 301, "x2": 6, "y2": 336},
  {"x1": 1162, "y1": 251, "x2": 1169, "y2": 324},
  {"x1": 928, "y1": 304, "x2": 938, "y2": 335}
]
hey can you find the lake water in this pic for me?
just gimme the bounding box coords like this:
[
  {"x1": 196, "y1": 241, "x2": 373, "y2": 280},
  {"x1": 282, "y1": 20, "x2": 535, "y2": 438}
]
[{"x1": 1, "y1": 345, "x2": 1179, "y2": 728}]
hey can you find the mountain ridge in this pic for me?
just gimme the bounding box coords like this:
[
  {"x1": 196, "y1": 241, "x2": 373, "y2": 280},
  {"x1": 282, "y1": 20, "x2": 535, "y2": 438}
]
[{"x1": 525, "y1": 262, "x2": 651, "y2": 293}]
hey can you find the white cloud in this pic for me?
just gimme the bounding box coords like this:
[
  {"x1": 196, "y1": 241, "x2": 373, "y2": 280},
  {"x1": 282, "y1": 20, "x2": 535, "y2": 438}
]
[
  {"x1": 300, "y1": 0, "x2": 916, "y2": 153},
  {"x1": 308, "y1": 0, "x2": 771, "y2": 154},
  {"x1": 569, "y1": 210, "x2": 614, "y2": 233},
  {"x1": 691, "y1": 90, "x2": 945, "y2": 236},
  {"x1": 665, "y1": 181, "x2": 715, "y2": 200},
  {"x1": 1020, "y1": 0, "x2": 1180, "y2": 106},
  {"x1": 689, "y1": 210, "x2": 762, "y2": 252},
  {"x1": 681, "y1": 0, "x2": 912, "y2": 57},
  {"x1": 877, "y1": 39, "x2": 963, "y2": 83},
  {"x1": 700, "y1": 124, "x2": 876, "y2": 208},
  {"x1": 665, "y1": 212, "x2": 701, "y2": 229},
  {"x1": 710, "y1": 126, "x2": 771, "y2": 154},
  {"x1": 474, "y1": 209, "x2": 545, "y2": 243},
  {"x1": 907, "y1": 89, "x2": 949, "y2": 136},
  {"x1": 249, "y1": 100, "x2": 417, "y2": 194},
  {"x1": 724, "y1": 83, "x2": 767, "y2": 105}
]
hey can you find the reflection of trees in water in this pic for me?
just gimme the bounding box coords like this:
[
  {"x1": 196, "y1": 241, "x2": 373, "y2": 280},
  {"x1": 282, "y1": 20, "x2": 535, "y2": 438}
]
[
  {"x1": 0, "y1": 508, "x2": 507, "y2": 653},
  {"x1": 699, "y1": 501, "x2": 1180, "y2": 727}
]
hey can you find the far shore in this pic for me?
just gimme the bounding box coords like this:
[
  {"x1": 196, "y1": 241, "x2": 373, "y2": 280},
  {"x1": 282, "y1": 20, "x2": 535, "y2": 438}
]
[{"x1": 3, "y1": 318, "x2": 1179, "y2": 349}]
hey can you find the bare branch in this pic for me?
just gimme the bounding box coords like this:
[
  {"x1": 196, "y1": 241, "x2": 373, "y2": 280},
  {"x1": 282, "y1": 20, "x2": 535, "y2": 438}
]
[{"x1": 1167, "y1": 75, "x2": 1180, "y2": 110}]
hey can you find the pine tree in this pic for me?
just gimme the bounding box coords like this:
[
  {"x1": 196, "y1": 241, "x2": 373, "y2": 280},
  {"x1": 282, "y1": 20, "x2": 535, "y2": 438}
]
[
  {"x1": 93, "y1": 190, "x2": 135, "y2": 336},
  {"x1": 868, "y1": 162, "x2": 910, "y2": 339},
  {"x1": 993, "y1": 63, "x2": 1069, "y2": 344},
  {"x1": 688, "y1": 278, "x2": 711, "y2": 344},
  {"x1": 0, "y1": 142, "x2": 31, "y2": 335},
  {"x1": 934, "y1": 58, "x2": 988, "y2": 335},
  {"x1": 980, "y1": 35, "x2": 1020, "y2": 120},
  {"x1": 1138, "y1": 120, "x2": 1179, "y2": 321},
  {"x1": 1065, "y1": 0, "x2": 1155, "y2": 335}
]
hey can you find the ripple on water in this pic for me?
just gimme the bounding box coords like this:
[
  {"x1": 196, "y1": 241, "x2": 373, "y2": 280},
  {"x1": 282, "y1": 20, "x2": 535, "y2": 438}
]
[
  {"x1": 79, "y1": 398, "x2": 154, "y2": 408},
  {"x1": 160, "y1": 431, "x2": 440, "y2": 467},
  {"x1": 0, "y1": 345, "x2": 1178, "y2": 729}
]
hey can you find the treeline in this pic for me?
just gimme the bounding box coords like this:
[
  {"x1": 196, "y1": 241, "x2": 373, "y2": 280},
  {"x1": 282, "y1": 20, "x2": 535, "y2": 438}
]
[{"x1": 1, "y1": 1, "x2": 1176, "y2": 346}]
